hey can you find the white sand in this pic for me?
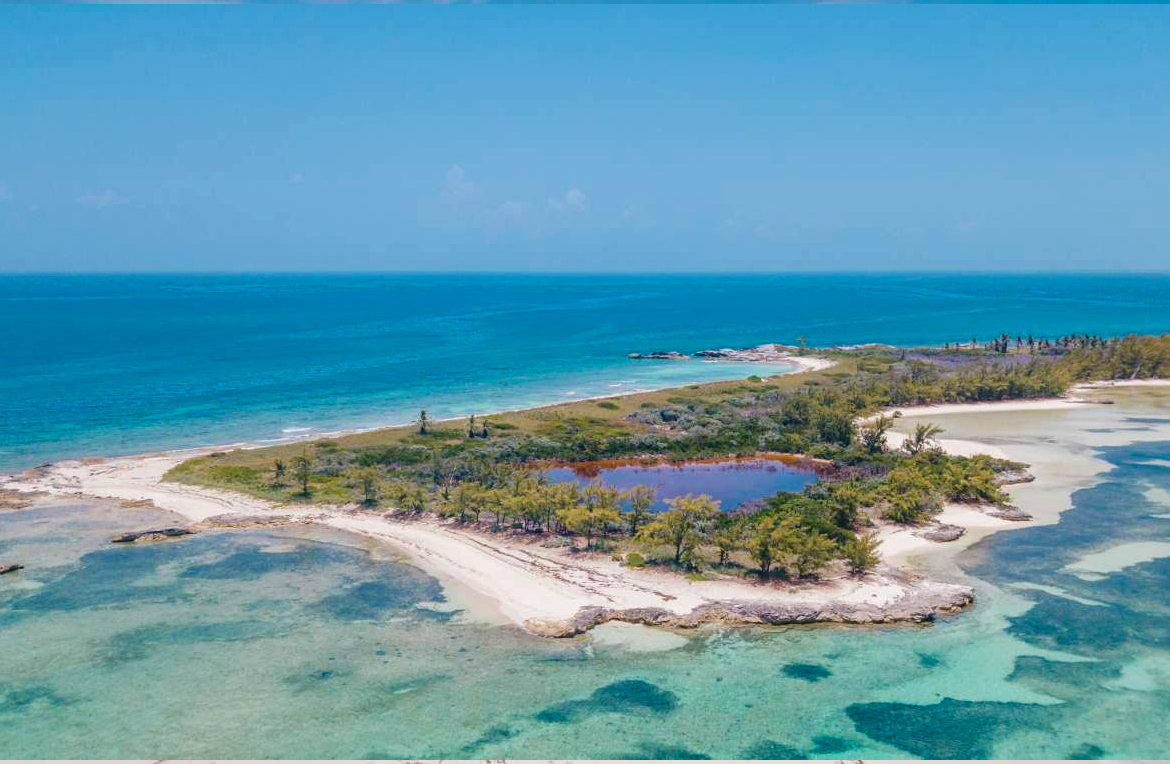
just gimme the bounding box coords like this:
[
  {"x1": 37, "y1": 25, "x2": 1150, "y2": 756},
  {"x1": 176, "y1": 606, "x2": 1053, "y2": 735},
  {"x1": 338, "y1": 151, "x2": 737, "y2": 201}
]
[
  {"x1": 877, "y1": 503, "x2": 1014, "y2": 563},
  {"x1": 4, "y1": 447, "x2": 938, "y2": 635}
]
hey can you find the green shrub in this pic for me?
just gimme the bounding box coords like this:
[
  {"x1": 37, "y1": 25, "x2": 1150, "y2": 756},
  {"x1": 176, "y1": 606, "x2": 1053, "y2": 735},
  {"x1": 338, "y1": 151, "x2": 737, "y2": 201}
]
[
  {"x1": 596, "y1": 401, "x2": 620, "y2": 410},
  {"x1": 625, "y1": 552, "x2": 646, "y2": 567}
]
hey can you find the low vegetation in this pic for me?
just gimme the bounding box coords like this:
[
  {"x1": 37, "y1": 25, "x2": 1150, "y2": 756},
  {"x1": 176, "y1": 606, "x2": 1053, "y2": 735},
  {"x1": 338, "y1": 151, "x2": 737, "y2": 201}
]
[{"x1": 166, "y1": 333, "x2": 1170, "y2": 581}]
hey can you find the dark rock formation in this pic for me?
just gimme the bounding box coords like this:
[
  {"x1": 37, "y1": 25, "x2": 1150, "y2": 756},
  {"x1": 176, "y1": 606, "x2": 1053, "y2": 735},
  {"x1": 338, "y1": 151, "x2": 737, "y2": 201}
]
[
  {"x1": 918, "y1": 524, "x2": 965, "y2": 542},
  {"x1": 0, "y1": 563, "x2": 25, "y2": 575},
  {"x1": 524, "y1": 580, "x2": 975, "y2": 638},
  {"x1": 996, "y1": 469, "x2": 1036, "y2": 486},
  {"x1": 628, "y1": 351, "x2": 689, "y2": 360},
  {"x1": 986, "y1": 505, "x2": 1033, "y2": 521},
  {"x1": 111, "y1": 527, "x2": 196, "y2": 543}
]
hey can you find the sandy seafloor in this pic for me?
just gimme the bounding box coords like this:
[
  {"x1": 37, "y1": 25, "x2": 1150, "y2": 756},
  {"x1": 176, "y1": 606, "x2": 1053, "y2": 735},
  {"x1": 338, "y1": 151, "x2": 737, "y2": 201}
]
[{"x1": 3, "y1": 388, "x2": 1170, "y2": 759}]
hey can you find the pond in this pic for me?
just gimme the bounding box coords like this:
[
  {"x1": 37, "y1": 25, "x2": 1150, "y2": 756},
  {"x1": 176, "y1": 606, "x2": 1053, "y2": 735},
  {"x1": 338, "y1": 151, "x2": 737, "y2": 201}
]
[{"x1": 542, "y1": 456, "x2": 818, "y2": 512}]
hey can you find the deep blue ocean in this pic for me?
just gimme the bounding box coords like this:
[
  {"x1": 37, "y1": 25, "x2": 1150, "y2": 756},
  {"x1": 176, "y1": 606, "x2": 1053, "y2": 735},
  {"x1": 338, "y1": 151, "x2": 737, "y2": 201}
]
[{"x1": 4, "y1": 272, "x2": 1170, "y2": 472}]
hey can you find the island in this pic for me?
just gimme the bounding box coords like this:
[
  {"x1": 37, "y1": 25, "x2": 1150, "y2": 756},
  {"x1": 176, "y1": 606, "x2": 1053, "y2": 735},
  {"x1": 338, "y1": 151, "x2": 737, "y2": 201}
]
[{"x1": 5, "y1": 333, "x2": 1168, "y2": 637}]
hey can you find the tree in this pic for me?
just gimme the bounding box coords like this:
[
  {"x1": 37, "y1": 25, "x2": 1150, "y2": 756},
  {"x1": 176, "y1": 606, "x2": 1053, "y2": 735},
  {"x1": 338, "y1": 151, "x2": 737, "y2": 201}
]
[
  {"x1": 903, "y1": 423, "x2": 944, "y2": 456},
  {"x1": 828, "y1": 482, "x2": 865, "y2": 530},
  {"x1": 352, "y1": 467, "x2": 380, "y2": 506},
  {"x1": 271, "y1": 459, "x2": 287, "y2": 488},
  {"x1": 418, "y1": 409, "x2": 429, "y2": 435},
  {"x1": 544, "y1": 482, "x2": 580, "y2": 534},
  {"x1": 711, "y1": 515, "x2": 745, "y2": 566},
  {"x1": 747, "y1": 514, "x2": 798, "y2": 577},
  {"x1": 859, "y1": 415, "x2": 893, "y2": 454},
  {"x1": 790, "y1": 531, "x2": 836, "y2": 578},
  {"x1": 583, "y1": 482, "x2": 623, "y2": 539},
  {"x1": 637, "y1": 493, "x2": 720, "y2": 567},
  {"x1": 843, "y1": 532, "x2": 881, "y2": 576},
  {"x1": 292, "y1": 453, "x2": 312, "y2": 497},
  {"x1": 558, "y1": 490, "x2": 621, "y2": 550},
  {"x1": 468, "y1": 414, "x2": 476, "y2": 439},
  {"x1": 624, "y1": 484, "x2": 656, "y2": 535}
]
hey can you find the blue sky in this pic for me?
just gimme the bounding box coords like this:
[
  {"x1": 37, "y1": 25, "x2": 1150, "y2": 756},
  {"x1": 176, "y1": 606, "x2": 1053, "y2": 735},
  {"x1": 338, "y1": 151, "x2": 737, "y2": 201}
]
[{"x1": 1, "y1": 7, "x2": 1168, "y2": 272}]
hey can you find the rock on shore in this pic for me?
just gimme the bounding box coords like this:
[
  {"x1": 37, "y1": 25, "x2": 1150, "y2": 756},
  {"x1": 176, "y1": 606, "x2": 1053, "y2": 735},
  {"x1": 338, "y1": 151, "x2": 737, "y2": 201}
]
[
  {"x1": 111, "y1": 527, "x2": 196, "y2": 543},
  {"x1": 524, "y1": 578, "x2": 975, "y2": 638},
  {"x1": 0, "y1": 563, "x2": 25, "y2": 575}
]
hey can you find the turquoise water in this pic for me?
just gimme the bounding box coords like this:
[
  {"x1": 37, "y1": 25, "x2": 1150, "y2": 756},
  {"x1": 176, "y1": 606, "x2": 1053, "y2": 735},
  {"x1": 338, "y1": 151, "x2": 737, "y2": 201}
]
[
  {"x1": 3, "y1": 393, "x2": 1170, "y2": 758},
  {"x1": 6, "y1": 273, "x2": 1170, "y2": 472}
]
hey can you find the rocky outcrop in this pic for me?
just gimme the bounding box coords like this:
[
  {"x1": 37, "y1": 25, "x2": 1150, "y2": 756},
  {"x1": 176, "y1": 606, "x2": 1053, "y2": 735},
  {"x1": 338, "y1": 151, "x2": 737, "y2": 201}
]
[
  {"x1": 0, "y1": 490, "x2": 38, "y2": 510},
  {"x1": 628, "y1": 344, "x2": 810, "y2": 364},
  {"x1": 986, "y1": 506, "x2": 1032, "y2": 521},
  {"x1": 524, "y1": 580, "x2": 975, "y2": 638},
  {"x1": 995, "y1": 468, "x2": 1036, "y2": 486},
  {"x1": 0, "y1": 563, "x2": 24, "y2": 575},
  {"x1": 918, "y1": 523, "x2": 965, "y2": 542},
  {"x1": 628, "y1": 351, "x2": 689, "y2": 360},
  {"x1": 111, "y1": 527, "x2": 196, "y2": 543}
]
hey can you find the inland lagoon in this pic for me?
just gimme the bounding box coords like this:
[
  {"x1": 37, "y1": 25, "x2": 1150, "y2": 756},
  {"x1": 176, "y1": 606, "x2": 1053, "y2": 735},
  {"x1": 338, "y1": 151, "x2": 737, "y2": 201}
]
[
  {"x1": 4, "y1": 388, "x2": 1170, "y2": 758},
  {"x1": 542, "y1": 456, "x2": 819, "y2": 512}
]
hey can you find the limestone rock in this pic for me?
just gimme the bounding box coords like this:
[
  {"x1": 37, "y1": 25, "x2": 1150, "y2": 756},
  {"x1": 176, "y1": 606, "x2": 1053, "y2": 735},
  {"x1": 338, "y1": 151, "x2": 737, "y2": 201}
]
[{"x1": 111, "y1": 527, "x2": 196, "y2": 543}]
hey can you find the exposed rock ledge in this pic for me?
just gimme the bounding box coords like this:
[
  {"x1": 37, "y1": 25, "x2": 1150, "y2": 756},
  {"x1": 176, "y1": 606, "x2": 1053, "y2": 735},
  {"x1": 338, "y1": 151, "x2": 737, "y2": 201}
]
[
  {"x1": 629, "y1": 343, "x2": 803, "y2": 363},
  {"x1": 111, "y1": 527, "x2": 196, "y2": 543},
  {"x1": 0, "y1": 563, "x2": 25, "y2": 576},
  {"x1": 524, "y1": 580, "x2": 974, "y2": 638}
]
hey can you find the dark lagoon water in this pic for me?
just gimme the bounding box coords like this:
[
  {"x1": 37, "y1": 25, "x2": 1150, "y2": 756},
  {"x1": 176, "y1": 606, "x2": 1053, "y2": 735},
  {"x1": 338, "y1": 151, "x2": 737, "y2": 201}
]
[
  {"x1": 543, "y1": 457, "x2": 817, "y2": 512},
  {"x1": 6, "y1": 272, "x2": 1170, "y2": 472},
  {"x1": 3, "y1": 391, "x2": 1170, "y2": 758}
]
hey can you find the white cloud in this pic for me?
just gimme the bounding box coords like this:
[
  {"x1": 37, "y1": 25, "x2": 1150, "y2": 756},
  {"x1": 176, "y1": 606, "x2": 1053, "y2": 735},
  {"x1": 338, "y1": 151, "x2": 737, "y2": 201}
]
[
  {"x1": 77, "y1": 189, "x2": 128, "y2": 209},
  {"x1": 546, "y1": 187, "x2": 586, "y2": 214},
  {"x1": 441, "y1": 164, "x2": 476, "y2": 203}
]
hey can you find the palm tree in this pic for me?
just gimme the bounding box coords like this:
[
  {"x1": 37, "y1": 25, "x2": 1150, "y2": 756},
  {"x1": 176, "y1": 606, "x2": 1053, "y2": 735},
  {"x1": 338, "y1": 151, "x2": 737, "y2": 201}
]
[
  {"x1": 903, "y1": 423, "x2": 944, "y2": 455},
  {"x1": 418, "y1": 409, "x2": 429, "y2": 435}
]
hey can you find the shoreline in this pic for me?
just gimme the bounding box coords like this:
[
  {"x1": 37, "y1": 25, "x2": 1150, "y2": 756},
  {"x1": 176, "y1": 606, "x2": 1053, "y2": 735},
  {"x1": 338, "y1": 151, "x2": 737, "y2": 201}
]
[
  {"x1": 0, "y1": 353, "x2": 831, "y2": 479},
  {"x1": 4, "y1": 372, "x2": 1162, "y2": 639},
  {"x1": 0, "y1": 352, "x2": 982, "y2": 637}
]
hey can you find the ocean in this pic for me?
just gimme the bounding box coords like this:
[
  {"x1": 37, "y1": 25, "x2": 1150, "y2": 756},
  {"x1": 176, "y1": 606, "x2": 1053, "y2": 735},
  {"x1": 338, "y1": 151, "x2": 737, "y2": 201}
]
[
  {"x1": 2, "y1": 389, "x2": 1170, "y2": 758},
  {"x1": 3, "y1": 272, "x2": 1170, "y2": 473},
  {"x1": 3, "y1": 273, "x2": 1170, "y2": 758}
]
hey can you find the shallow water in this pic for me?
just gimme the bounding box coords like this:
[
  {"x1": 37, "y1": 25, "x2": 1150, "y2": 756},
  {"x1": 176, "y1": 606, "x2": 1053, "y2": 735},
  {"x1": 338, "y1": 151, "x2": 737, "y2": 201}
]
[
  {"x1": 3, "y1": 391, "x2": 1170, "y2": 758},
  {"x1": 542, "y1": 458, "x2": 817, "y2": 512}
]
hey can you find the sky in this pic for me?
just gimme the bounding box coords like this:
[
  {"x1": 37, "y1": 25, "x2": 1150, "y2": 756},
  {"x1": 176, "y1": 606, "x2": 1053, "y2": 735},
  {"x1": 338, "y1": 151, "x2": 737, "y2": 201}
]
[{"x1": 1, "y1": 7, "x2": 1169, "y2": 272}]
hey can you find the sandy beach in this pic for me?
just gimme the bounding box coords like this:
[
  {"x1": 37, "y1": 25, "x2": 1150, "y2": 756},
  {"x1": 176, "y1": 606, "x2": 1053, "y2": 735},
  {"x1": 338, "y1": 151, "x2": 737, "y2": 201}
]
[
  {"x1": 4, "y1": 376, "x2": 1162, "y2": 639},
  {"x1": 1, "y1": 447, "x2": 970, "y2": 637}
]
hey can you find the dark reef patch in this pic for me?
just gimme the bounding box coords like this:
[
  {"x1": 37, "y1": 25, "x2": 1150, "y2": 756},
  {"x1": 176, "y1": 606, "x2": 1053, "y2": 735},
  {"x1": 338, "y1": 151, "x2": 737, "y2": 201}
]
[
  {"x1": 1005, "y1": 593, "x2": 1170, "y2": 655},
  {"x1": 846, "y1": 697, "x2": 1054, "y2": 759},
  {"x1": 0, "y1": 683, "x2": 75, "y2": 717},
  {"x1": 741, "y1": 739, "x2": 807, "y2": 759},
  {"x1": 1007, "y1": 655, "x2": 1121, "y2": 701},
  {"x1": 781, "y1": 662, "x2": 831, "y2": 682},
  {"x1": 917, "y1": 652, "x2": 941, "y2": 668},
  {"x1": 181, "y1": 543, "x2": 339, "y2": 580},
  {"x1": 313, "y1": 572, "x2": 443, "y2": 621},
  {"x1": 535, "y1": 679, "x2": 678, "y2": 724},
  {"x1": 460, "y1": 724, "x2": 516, "y2": 755},
  {"x1": 10, "y1": 543, "x2": 184, "y2": 612},
  {"x1": 810, "y1": 735, "x2": 855, "y2": 754},
  {"x1": 103, "y1": 620, "x2": 284, "y2": 664},
  {"x1": 1068, "y1": 742, "x2": 1107, "y2": 759},
  {"x1": 618, "y1": 742, "x2": 711, "y2": 760}
]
